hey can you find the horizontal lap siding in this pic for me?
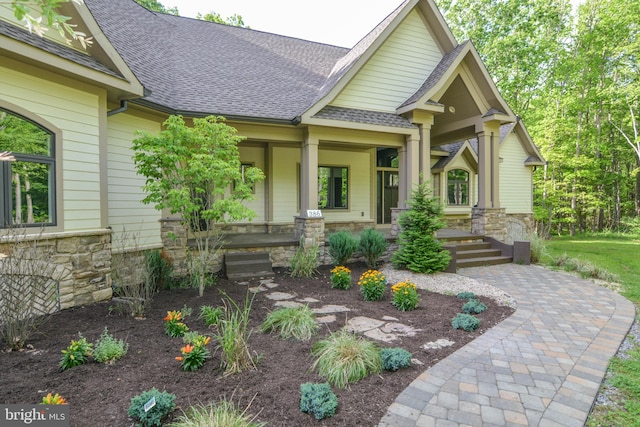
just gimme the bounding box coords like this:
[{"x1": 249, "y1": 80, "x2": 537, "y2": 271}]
[
  {"x1": 0, "y1": 65, "x2": 102, "y2": 231},
  {"x1": 107, "y1": 113, "x2": 162, "y2": 248},
  {"x1": 318, "y1": 150, "x2": 370, "y2": 221},
  {"x1": 333, "y1": 10, "x2": 442, "y2": 112},
  {"x1": 271, "y1": 146, "x2": 300, "y2": 222},
  {"x1": 500, "y1": 134, "x2": 532, "y2": 213},
  {"x1": 238, "y1": 145, "x2": 266, "y2": 222}
]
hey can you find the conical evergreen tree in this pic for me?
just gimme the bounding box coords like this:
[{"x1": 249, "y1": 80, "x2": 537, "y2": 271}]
[{"x1": 392, "y1": 182, "x2": 450, "y2": 273}]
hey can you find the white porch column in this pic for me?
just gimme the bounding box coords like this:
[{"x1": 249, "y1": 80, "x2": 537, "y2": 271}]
[
  {"x1": 398, "y1": 145, "x2": 407, "y2": 208},
  {"x1": 476, "y1": 122, "x2": 501, "y2": 209},
  {"x1": 300, "y1": 131, "x2": 319, "y2": 216},
  {"x1": 406, "y1": 132, "x2": 420, "y2": 197},
  {"x1": 418, "y1": 116, "x2": 434, "y2": 183}
]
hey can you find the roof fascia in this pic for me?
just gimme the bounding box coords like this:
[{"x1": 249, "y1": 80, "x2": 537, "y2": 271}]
[
  {"x1": 303, "y1": 116, "x2": 419, "y2": 136},
  {"x1": 432, "y1": 140, "x2": 478, "y2": 173},
  {"x1": 416, "y1": 0, "x2": 457, "y2": 53},
  {"x1": 514, "y1": 120, "x2": 545, "y2": 165}
]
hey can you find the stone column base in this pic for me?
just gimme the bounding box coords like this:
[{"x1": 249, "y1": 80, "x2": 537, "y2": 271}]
[{"x1": 471, "y1": 208, "x2": 507, "y2": 241}]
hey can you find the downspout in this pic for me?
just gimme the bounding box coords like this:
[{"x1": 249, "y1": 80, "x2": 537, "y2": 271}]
[{"x1": 107, "y1": 100, "x2": 128, "y2": 117}]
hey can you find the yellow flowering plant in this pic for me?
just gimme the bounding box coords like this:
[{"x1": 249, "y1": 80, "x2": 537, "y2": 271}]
[
  {"x1": 357, "y1": 270, "x2": 387, "y2": 301},
  {"x1": 41, "y1": 393, "x2": 67, "y2": 405},
  {"x1": 164, "y1": 310, "x2": 189, "y2": 337},
  {"x1": 175, "y1": 334, "x2": 211, "y2": 371},
  {"x1": 330, "y1": 265, "x2": 352, "y2": 289},
  {"x1": 391, "y1": 281, "x2": 420, "y2": 311}
]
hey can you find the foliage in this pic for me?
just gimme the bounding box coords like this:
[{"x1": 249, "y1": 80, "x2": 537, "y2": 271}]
[
  {"x1": 392, "y1": 182, "x2": 450, "y2": 273},
  {"x1": 462, "y1": 299, "x2": 488, "y2": 315},
  {"x1": 145, "y1": 249, "x2": 174, "y2": 290},
  {"x1": 330, "y1": 265, "x2": 352, "y2": 290},
  {"x1": 127, "y1": 388, "x2": 176, "y2": 427},
  {"x1": 164, "y1": 310, "x2": 189, "y2": 338},
  {"x1": 199, "y1": 305, "x2": 223, "y2": 327},
  {"x1": 289, "y1": 240, "x2": 319, "y2": 278},
  {"x1": 528, "y1": 232, "x2": 547, "y2": 264},
  {"x1": 551, "y1": 254, "x2": 620, "y2": 283},
  {"x1": 260, "y1": 306, "x2": 318, "y2": 341},
  {"x1": 93, "y1": 327, "x2": 128, "y2": 364},
  {"x1": 380, "y1": 347, "x2": 412, "y2": 371},
  {"x1": 0, "y1": 228, "x2": 59, "y2": 350},
  {"x1": 134, "y1": 0, "x2": 179, "y2": 15},
  {"x1": 111, "y1": 229, "x2": 157, "y2": 318},
  {"x1": 132, "y1": 115, "x2": 264, "y2": 297},
  {"x1": 391, "y1": 281, "x2": 420, "y2": 311},
  {"x1": 59, "y1": 335, "x2": 93, "y2": 371},
  {"x1": 175, "y1": 336, "x2": 211, "y2": 371},
  {"x1": 451, "y1": 313, "x2": 480, "y2": 332},
  {"x1": 41, "y1": 393, "x2": 67, "y2": 405},
  {"x1": 197, "y1": 11, "x2": 249, "y2": 27},
  {"x1": 357, "y1": 269, "x2": 387, "y2": 301},
  {"x1": 214, "y1": 292, "x2": 258, "y2": 376},
  {"x1": 311, "y1": 329, "x2": 382, "y2": 388},
  {"x1": 170, "y1": 400, "x2": 266, "y2": 427},
  {"x1": 299, "y1": 383, "x2": 338, "y2": 421},
  {"x1": 456, "y1": 291, "x2": 476, "y2": 300},
  {"x1": 358, "y1": 228, "x2": 389, "y2": 269},
  {"x1": 328, "y1": 231, "x2": 359, "y2": 265}
]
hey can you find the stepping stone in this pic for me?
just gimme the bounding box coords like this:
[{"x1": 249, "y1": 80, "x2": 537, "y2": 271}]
[
  {"x1": 237, "y1": 281, "x2": 250, "y2": 286},
  {"x1": 346, "y1": 316, "x2": 385, "y2": 333},
  {"x1": 312, "y1": 305, "x2": 351, "y2": 314},
  {"x1": 421, "y1": 338, "x2": 455, "y2": 350},
  {"x1": 411, "y1": 358, "x2": 424, "y2": 365},
  {"x1": 249, "y1": 285, "x2": 268, "y2": 293},
  {"x1": 265, "y1": 291, "x2": 295, "y2": 301},
  {"x1": 263, "y1": 282, "x2": 280, "y2": 289},
  {"x1": 274, "y1": 301, "x2": 304, "y2": 308},
  {"x1": 316, "y1": 315, "x2": 336, "y2": 323},
  {"x1": 382, "y1": 315, "x2": 399, "y2": 321},
  {"x1": 298, "y1": 297, "x2": 320, "y2": 303},
  {"x1": 380, "y1": 322, "x2": 421, "y2": 337},
  {"x1": 364, "y1": 329, "x2": 397, "y2": 343}
]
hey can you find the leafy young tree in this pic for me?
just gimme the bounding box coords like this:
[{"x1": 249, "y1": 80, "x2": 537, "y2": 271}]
[
  {"x1": 132, "y1": 115, "x2": 264, "y2": 296},
  {"x1": 196, "y1": 11, "x2": 249, "y2": 28},
  {"x1": 392, "y1": 181, "x2": 450, "y2": 273},
  {"x1": 134, "y1": 0, "x2": 178, "y2": 15}
]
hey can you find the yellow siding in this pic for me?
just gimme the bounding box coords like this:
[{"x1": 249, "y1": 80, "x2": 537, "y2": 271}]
[
  {"x1": 0, "y1": 64, "x2": 102, "y2": 231},
  {"x1": 238, "y1": 145, "x2": 266, "y2": 222},
  {"x1": 318, "y1": 150, "x2": 371, "y2": 221},
  {"x1": 333, "y1": 10, "x2": 442, "y2": 112},
  {"x1": 107, "y1": 112, "x2": 162, "y2": 247},
  {"x1": 271, "y1": 146, "x2": 300, "y2": 222},
  {"x1": 500, "y1": 133, "x2": 532, "y2": 213}
]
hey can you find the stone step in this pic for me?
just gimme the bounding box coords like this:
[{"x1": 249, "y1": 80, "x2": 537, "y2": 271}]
[
  {"x1": 457, "y1": 255, "x2": 512, "y2": 268},
  {"x1": 454, "y1": 242, "x2": 492, "y2": 251},
  {"x1": 456, "y1": 248, "x2": 502, "y2": 260},
  {"x1": 224, "y1": 252, "x2": 274, "y2": 280},
  {"x1": 224, "y1": 251, "x2": 271, "y2": 263}
]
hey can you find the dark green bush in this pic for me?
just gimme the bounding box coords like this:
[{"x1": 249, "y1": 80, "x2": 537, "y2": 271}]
[
  {"x1": 462, "y1": 299, "x2": 487, "y2": 314},
  {"x1": 456, "y1": 291, "x2": 476, "y2": 300},
  {"x1": 145, "y1": 249, "x2": 174, "y2": 290},
  {"x1": 391, "y1": 181, "x2": 450, "y2": 273},
  {"x1": 127, "y1": 388, "x2": 176, "y2": 427},
  {"x1": 328, "y1": 231, "x2": 359, "y2": 265},
  {"x1": 380, "y1": 347, "x2": 412, "y2": 371},
  {"x1": 300, "y1": 382, "x2": 338, "y2": 420},
  {"x1": 358, "y1": 228, "x2": 389, "y2": 269},
  {"x1": 452, "y1": 313, "x2": 480, "y2": 332}
]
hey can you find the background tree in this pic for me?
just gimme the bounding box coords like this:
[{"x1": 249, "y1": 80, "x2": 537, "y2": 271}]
[
  {"x1": 134, "y1": 0, "x2": 178, "y2": 15},
  {"x1": 196, "y1": 11, "x2": 249, "y2": 28},
  {"x1": 132, "y1": 115, "x2": 264, "y2": 297}
]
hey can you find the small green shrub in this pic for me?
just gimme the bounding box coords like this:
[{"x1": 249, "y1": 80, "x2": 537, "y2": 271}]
[
  {"x1": 311, "y1": 329, "x2": 382, "y2": 388},
  {"x1": 357, "y1": 269, "x2": 387, "y2": 301},
  {"x1": 330, "y1": 265, "x2": 352, "y2": 289},
  {"x1": 380, "y1": 347, "x2": 412, "y2": 371},
  {"x1": 462, "y1": 299, "x2": 488, "y2": 314},
  {"x1": 300, "y1": 382, "x2": 338, "y2": 420},
  {"x1": 59, "y1": 335, "x2": 93, "y2": 371},
  {"x1": 164, "y1": 310, "x2": 190, "y2": 337},
  {"x1": 171, "y1": 400, "x2": 266, "y2": 427},
  {"x1": 261, "y1": 306, "x2": 318, "y2": 341},
  {"x1": 456, "y1": 291, "x2": 476, "y2": 300},
  {"x1": 391, "y1": 281, "x2": 420, "y2": 311},
  {"x1": 145, "y1": 249, "x2": 174, "y2": 290},
  {"x1": 452, "y1": 313, "x2": 480, "y2": 332},
  {"x1": 358, "y1": 228, "x2": 389, "y2": 269},
  {"x1": 290, "y1": 240, "x2": 319, "y2": 278},
  {"x1": 93, "y1": 327, "x2": 128, "y2": 364},
  {"x1": 128, "y1": 388, "x2": 176, "y2": 427},
  {"x1": 328, "y1": 231, "x2": 359, "y2": 265},
  {"x1": 527, "y1": 232, "x2": 546, "y2": 264},
  {"x1": 199, "y1": 305, "x2": 223, "y2": 327},
  {"x1": 176, "y1": 335, "x2": 211, "y2": 371}
]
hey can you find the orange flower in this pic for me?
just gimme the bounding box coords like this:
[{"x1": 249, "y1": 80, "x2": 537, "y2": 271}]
[
  {"x1": 175, "y1": 356, "x2": 183, "y2": 361},
  {"x1": 42, "y1": 393, "x2": 67, "y2": 405},
  {"x1": 203, "y1": 337, "x2": 211, "y2": 346},
  {"x1": 181, "y1": 344, "x2": 194, "y2": 354}
]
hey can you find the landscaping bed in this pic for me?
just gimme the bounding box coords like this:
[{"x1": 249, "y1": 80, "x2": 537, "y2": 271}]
[{"x1": 0, "y1": 262, "x2": 514, "y2": 426}]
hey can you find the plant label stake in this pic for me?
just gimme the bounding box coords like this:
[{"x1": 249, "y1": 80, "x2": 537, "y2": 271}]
[{"x1": 143, "y1": 396, "x2": 156, "y2": 413}]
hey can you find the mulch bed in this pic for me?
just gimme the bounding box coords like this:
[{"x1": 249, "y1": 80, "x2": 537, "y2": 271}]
[{"x1": 0, "y1": 262, "x2": 514, "y2": 426}]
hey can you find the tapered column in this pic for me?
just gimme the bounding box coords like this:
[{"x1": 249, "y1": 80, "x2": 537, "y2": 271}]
[
  {"x1": 418, "y1": 116, "x2": 434, "y2": 183},
  {"x1": 406, "y1": 132, "x2": 420, "y2": 199},
  {"x1": 299, "y1": 131, "x2": 319, "y2": 216},
  {"x1": 476, "y1": 122, "x2": 500, "y2": 209}
]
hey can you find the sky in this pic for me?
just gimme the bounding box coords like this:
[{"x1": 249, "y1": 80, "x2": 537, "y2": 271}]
[{"x1": 162, "y1": 0, "x2": 404, "y2": 47}]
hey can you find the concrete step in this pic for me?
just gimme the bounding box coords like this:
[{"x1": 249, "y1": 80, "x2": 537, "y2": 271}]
[
  {"x1": 454, "y1": 242, "x2": 492, "y2": 251},
  {"x1": 456, "y1": 248, "x2": 502, "y2": 260},
  {"x1": 224, "y1": 252, "x2": 274, "y2": 280},
  {"x1": 457, "y1": 255, "x2": 512, "y2": 268},
  {"x1": 225, "y1": 251, "x2": 271, "y2": 263}
]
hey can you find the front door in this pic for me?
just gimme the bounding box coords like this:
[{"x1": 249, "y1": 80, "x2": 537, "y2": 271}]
[{"x1": 377, "y1": 170, "x2": 399, "y2": 224}]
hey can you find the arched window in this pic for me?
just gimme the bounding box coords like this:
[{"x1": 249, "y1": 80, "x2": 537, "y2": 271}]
[
  {"x1": 0, "y1": 109, "x2": 56, "y2": 227},
  {"x1": 447, "y1": 169, "x2": 469, "y2": 206}
]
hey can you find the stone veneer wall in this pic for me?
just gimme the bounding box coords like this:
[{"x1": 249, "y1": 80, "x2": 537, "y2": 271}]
[
  {"x1": 444, "y1": 217, "x2": 472, "y2": 231},
  {"x1": 471, "y1": 208, "x2": 507, "y2": 241},
  {"x1": 0, "y1": 230, "x2": 112, "y2": 310}
]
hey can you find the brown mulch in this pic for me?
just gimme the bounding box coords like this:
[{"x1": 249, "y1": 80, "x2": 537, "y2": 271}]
[{"x1": 0, "y1": 262, "x2": 514, "y2": 426}]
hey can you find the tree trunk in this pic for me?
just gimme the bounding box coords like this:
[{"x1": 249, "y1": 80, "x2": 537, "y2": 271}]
[
  {"x1": 13, "y1": 173, "x2": 22, "y2": 224},
  {"x1": 25, "y1": 179, "x2": 34, "y2": 223}
]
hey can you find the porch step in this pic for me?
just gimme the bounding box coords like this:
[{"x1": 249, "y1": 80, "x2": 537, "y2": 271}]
[
  {"x1": 456, "y1": 255, "x2": 513, "y2": 268},
  {"x1": 456, "y1": 248, "x2": 502, "y2": 260},
  {"x1": 224, "y1": 252, "x2": 274, "y2": 281}
]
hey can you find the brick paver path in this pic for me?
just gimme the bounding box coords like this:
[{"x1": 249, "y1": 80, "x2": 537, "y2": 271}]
[{"x1": 379, "y1": 264, "x2": 635, "y2": 427}]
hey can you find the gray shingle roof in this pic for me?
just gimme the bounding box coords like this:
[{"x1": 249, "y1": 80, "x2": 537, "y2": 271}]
[
  {"x1": 313, "y1": 106, "x2": 417, "y2": 129},
  {"x1": 0, "y1": 19, "x2": 122, "y2": 78},
  {"x1": 85, "y1": 0, "x2": 349, "y2": 122}
]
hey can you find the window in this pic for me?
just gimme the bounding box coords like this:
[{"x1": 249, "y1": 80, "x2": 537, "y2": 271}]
[
  {"x1": 0, "y1": 109, "x2": 56, "y2": 227},
  {"x1": 318, "y1": 166, "x2": 348, "y2": 209},
  {"x1": 447, "y1": 169, "x2": 469, "y2": 206},
  {"x1": 234, "y1": 162, "x2": 255, "y2": 193}
]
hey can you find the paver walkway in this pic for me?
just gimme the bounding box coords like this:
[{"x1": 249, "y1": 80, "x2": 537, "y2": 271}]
[{"x1": 379, "y1": 264, "x2": 636, "y2": 427}]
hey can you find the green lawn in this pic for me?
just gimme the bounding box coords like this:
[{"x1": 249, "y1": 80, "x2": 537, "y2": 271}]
[{"x1": 541, "y1": 232, "x2": 640, "y2": 426}]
